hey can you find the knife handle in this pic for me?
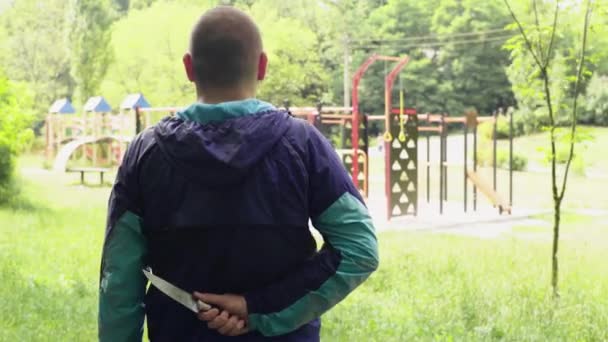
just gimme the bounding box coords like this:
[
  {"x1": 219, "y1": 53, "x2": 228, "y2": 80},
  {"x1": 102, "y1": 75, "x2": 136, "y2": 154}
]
[{"x1": 196, "y1": 300, "x2": 212, "y2": 312}]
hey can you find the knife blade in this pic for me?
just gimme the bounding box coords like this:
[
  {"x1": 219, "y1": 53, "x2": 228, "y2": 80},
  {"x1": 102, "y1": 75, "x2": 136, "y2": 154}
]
[{"x1": 143, "y1": 268, "x2": 212, "y2": 313}]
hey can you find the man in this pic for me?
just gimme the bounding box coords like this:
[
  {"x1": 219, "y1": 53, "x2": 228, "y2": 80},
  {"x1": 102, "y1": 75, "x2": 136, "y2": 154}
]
[{"x1": 99, "y1": 5, "x2": 378, "y2": 341}]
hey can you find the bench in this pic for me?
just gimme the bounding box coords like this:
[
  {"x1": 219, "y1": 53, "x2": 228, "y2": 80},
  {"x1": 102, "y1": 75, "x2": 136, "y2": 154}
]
[{"x1": 66, "y1": 167, "x2": 110, "y2": 185}]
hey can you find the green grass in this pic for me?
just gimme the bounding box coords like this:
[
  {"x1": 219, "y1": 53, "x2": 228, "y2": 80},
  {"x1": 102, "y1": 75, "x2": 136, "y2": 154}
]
[
  {"x1": 1, "y1": 155, "x2": 608, "y2": 341},
  {"x1": 511, "y1": 126, "x2": 608, "y2": 174},
  {"x1": 324, "y1": 230, "x2": 608, "y2": 341}
]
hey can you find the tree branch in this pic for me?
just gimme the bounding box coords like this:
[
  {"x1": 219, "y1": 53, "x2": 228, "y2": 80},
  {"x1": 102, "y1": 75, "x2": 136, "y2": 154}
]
[
  {"x1": 532, "y1": 0, "x2": 545, "y2": 63},
  {"x1": 504, "y1": 0, "x2": 544, "y2": 70},
  {"x1": 559, "y1": 0, "x2": 592, "y2": 201},
  {"x1": 545, "y1": 1, "x2": 560, "y2": 69}
]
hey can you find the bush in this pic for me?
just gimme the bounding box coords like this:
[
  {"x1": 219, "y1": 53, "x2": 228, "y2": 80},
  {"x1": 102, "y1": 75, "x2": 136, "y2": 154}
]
[
  {"x1": 478, "y1": 114, "x2": 519, "y2": 141},
  {"x1": 0, "y1": 72, "x2": 34, "y2": 203},
  {"x1": 477, "y1": 147, "x2": 527, "y2": 171},
  {"x1": 0, "y1": 143, "x2": 15, "y2": 202},
  {"x1": 510, "y1": 152, "x2": 528, "y2": 171},
  {"x1": 583, "y1": 74, "x2": 608, "y2": 126}
]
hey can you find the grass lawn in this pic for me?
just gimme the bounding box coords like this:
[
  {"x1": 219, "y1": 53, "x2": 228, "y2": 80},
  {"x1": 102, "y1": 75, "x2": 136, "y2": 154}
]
[
  {"x1": 512, "y1": 126, "x2": 608, "y2": 174},
  {"x1": 2, "y1": 154, "x2": 607, "y2": 341}
]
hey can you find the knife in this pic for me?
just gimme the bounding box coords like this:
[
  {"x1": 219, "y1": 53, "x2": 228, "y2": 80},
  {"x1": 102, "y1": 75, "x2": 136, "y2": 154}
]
[{"x1": 143, "y1": 268, "x2": 212, "y2": 313}]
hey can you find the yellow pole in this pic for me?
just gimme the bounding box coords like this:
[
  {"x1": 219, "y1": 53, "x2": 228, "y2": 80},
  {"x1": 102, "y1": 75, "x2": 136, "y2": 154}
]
[{"x1": 398, "y1": 90, "x2": 406, "y2": 142}]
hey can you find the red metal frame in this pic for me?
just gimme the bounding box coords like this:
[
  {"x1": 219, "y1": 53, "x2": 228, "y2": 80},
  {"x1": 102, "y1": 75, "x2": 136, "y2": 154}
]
[
  {"x1": 351, "y1": 54, "x2": 410, "y2": 185},
  {"x1": 351, "y1": 54, "x2": 380, "y2": 185},
  {"x1": 351, "y1": 54, "x2": 411, "y2": 199}
]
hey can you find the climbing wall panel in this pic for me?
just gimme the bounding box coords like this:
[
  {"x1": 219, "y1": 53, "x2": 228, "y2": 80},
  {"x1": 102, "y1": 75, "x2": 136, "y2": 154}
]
[{"x1": 386, "y1": 111, "x2": 418, "y2": 219}]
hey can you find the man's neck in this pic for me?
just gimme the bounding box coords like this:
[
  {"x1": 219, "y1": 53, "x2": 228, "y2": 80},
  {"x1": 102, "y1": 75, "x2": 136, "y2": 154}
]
[{"x1": 197, "y1": 87, "x2": 255, "y2": 104}]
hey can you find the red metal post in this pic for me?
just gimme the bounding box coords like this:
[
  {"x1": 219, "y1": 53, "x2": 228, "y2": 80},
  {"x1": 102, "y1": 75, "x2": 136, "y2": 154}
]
[{"x1": 351, "y1": 54, "x2": 381, "y2": 186}]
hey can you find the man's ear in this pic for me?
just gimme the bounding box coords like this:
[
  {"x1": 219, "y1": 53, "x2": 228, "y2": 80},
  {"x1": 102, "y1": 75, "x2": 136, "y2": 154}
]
[
  {"x1": 183, "y1": 53, "x2": 195, "y2": 82},
  {"x1": 257, "y1": 52, "x2": 268, "y2": 81}
]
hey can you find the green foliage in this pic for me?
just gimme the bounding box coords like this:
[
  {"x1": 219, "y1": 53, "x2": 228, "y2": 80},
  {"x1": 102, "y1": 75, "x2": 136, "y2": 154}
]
[
  {"x1": 0, "y1": 71, "x2": 34, "y2": 202},
  {"x1": 0, "y1": 0, "x2": 605, "y2": 133},
  {"x1": 0, "y1": 0, "x2": 74, "y2": 114},
  {"x1": 477, "y1": 146, "x2": 527, "y2": 171},
  {"x1": 504, "y1": 2, "x2": 598, "y2": 135},
  {"x1": 478, "y1": 114, "x2": 513, "y2": 140},
  {"x1": 101, "y1": 0, "x2": 329, "y2": 107},
  {"x1": 71, "y1": 0, "x2": 117, "y2": 102},
  {"x1": 100, "y1": 0, "x2": 208, "y2": 106},
  {"x1": 583, "y1": 74, "x2": 608, "y2": 125},
  {"x1": 535, "y1": 127, "x2": 595, "y2": 169},
  {"x1": 429, "y1": 0, "x2": 515, "y2": 114},
  {"x1": 249, "y1": 0, "x2": 330, "y2": 105},
  {"x1": 352, "y1": 0, "x2": 514, "y2": 116}
]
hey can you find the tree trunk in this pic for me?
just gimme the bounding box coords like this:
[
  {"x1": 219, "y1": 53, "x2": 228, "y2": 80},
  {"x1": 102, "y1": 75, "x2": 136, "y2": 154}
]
[{"x1": 551, "y1": 198, "x2": 561, "y2": 298}]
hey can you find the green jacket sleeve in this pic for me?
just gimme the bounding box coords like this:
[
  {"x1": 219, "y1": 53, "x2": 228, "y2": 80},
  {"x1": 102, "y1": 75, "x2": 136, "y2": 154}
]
[{"x1": 98, "y1": 141, "x2": 148, "y2": 342}]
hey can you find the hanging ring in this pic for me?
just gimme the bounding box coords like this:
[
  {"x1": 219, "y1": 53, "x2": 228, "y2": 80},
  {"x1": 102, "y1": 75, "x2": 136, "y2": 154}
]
[
  {"x1": 398, "y1": 131, "x2": 406, "y2": 142},
  {"x1": 383, "y1": 131, "x2": 393, "y2": 142}
]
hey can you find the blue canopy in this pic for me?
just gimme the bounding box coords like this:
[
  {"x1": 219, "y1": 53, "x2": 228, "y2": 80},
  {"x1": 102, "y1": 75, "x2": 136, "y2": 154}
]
[
  {"x1": 49, "y1": 98, "x2": 76, "y2": 114},
  {"x1": 83, "y1": 96, "x2": 112, "y2": 112},
  {"x1": 120, "y1": 93, "x2": 151, "y2": 109}
]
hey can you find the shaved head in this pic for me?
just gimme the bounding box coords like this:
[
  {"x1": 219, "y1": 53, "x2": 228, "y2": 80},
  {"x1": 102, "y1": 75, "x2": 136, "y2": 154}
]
[{"x1": 188, "y1": 6, "x2": 263, "y2": 92}]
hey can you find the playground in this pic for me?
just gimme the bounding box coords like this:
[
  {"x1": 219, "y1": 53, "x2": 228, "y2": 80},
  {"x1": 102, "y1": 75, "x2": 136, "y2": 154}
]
[
  {"x1": 42, "y1": 54, "x2": 521, "y2": 225},
  {"x1": 2, "y1": 51, "x2": 607, "y2": 340},
  {"x1": 1, "y1": 0, "x2": 607, "y2": 339}
]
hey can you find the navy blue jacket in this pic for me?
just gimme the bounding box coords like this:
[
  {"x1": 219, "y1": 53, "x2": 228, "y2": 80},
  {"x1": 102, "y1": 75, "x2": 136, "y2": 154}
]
[{"x1": 99, "y1": 100, "x2": 378, "y2": 341}]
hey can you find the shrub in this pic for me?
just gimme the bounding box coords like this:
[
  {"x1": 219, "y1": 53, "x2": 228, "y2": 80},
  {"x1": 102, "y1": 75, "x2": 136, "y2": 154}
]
[
  {"x1": 477, "y1": 147, "x2": 527, "y2": 171},
  {"x1": 478, "y1": 115, "x2": 517, "y2": 141},
  {"x1": 0, "y1": 72, "x2": 34, "y2": 203},
  {"x1": 0, "y1": 143, "x2": 15, "y2": 202},
  {"x1": 583, "y1": 74, "x2": 608, "y2": 126}
]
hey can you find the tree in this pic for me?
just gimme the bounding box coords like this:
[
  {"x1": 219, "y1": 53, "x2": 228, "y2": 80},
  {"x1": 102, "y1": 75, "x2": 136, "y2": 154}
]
[
  {"x1": 249, "y1": 0, "x2": 329, "y2": 105},
  {"x1": 70, "y1": 0, "x2": 116, "y2": 103},
  {"x1": 504, "y1": 0, "x2": 592, "y2": 298},
  {"x1": 431, "y1": 0, "x2": 515, "y2": 115},
  {"x1": 344, "y1": 0, "x2": 515, "y2": 117},
  {"x1": 0, "y1": 0, "x2": 74, "y2": 114},
  {"x1": 361, "y1": 0, "x2": 441, "y2": 115},
  {"x1": 101, "y1": 0, "x2": 329, "y2": 107}
]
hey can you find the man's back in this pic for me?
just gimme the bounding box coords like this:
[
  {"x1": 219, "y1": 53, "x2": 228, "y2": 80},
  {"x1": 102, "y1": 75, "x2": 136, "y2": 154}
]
[
  {"x1": 98, "y1": 6, "x2": 378, "y2": 342},
  {"x1": 139, "y1": 103, "x2": 320, "y2": 339}
]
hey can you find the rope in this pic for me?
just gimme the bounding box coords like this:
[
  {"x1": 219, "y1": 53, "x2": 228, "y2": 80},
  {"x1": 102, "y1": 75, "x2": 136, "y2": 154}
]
[{"x1": 383, "y1": 57, "x2": 393, "y2": 142}]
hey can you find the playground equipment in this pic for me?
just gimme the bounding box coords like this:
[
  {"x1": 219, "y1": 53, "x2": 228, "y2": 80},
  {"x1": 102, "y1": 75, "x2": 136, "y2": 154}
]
[
  {"x1": 45, "y1": 95, "x2": 138, "y2": 172},
  {"x1": 416, "y1": 109, "x2": 514, "y2": 216},
  {"x1": 286, "y1": 53, "x2": 514, "y2": 220},
  {"x1": 134, "y1": 105, "x2": 182, "y2": 134},
  {"x1": 43, "y1": 53, "x2": 514, "y2": 216},
  {"x1": 285, "y1": 104, "x2": 370, "y2": 196},
  {"x1": 287, "y1": 54, "x2": 416, "y2": 220},
  {"x1": 45, "y1": 98, "x2": 78, "y2": 162}
]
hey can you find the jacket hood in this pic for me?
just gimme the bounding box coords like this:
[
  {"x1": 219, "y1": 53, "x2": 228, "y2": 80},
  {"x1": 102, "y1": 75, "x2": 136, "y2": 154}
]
[{"x1": 153, "y1": 101, "x2": 291, "y2": 187}]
